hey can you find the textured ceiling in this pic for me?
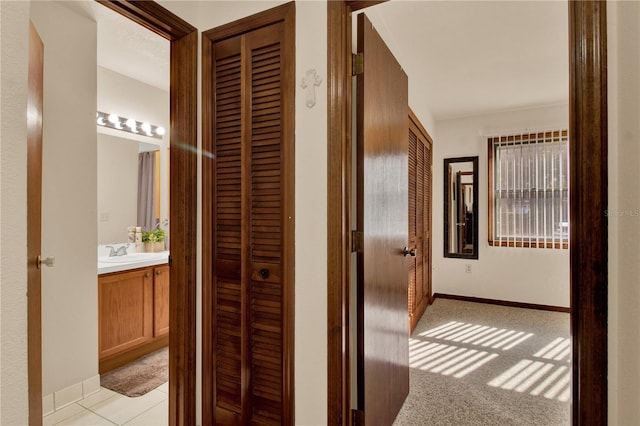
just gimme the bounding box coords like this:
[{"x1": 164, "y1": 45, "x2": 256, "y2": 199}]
[
  {"x1": 93, "y1": 1, "x2": 567, "y2": 120},
  {"x1": 358, "y1": 0, "x2": 569, "y2": 121},
  {"x1": 95, "y1": 3, "x2": 169, "y2": 92}
]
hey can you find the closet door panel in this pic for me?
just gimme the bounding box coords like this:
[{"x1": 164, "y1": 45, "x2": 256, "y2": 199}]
[
  {"x1": 213, "y1": 34, "x2": 244, "y2": 419},
  {"x1": 247, "y1": 23, "x2": 284, "y2": 425},
  {"x1": 205, "y1": 5, "x2": 294, "y2": 424},
  {"x1": 408, "y1": 114, "x2": 433, "y2": 333}
]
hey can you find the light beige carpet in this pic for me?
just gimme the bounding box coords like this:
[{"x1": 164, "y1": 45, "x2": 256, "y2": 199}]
[
  {"x1": 393, "y1": 299, "x2": 571, "y2": 426},
  {"x1": 100, "y1": 347, "x2": 168, "y2": 397}
]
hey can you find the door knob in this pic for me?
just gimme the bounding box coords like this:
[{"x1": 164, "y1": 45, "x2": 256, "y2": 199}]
[
  {"x1": 37, "y1": 256, "x2": 55, "y2": 269},
  {"x1": 402, "y1": 247, "x2": 416, "y2": 257}
]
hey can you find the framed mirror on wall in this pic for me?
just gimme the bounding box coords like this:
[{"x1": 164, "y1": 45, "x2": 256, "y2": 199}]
[{"x1": 444, "y1": 156, "x2": 479, "y2": 259}]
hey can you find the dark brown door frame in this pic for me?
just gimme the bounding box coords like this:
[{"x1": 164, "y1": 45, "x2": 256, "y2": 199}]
[
  {"x1": 327, "y1": 1, "x2": 608, "y2": 425},
  {"x1": 95, "y1": 2, "x2": 198, "y2": 425}
]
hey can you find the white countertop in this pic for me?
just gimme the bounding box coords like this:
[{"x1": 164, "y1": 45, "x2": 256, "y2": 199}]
[{"x1": 98, "y1": 251, "x2": 169, "y2": 275}]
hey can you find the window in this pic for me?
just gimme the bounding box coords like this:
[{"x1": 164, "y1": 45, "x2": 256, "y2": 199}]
[{"x1": 488, "y1": 130, "x2": 568, "y2": 249}]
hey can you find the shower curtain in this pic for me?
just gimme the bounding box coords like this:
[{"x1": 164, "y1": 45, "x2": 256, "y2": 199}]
[{"x1": 138, "y1": 151, "x2": 157, "y2": 231}]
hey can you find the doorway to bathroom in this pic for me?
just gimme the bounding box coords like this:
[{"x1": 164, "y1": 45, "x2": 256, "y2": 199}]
[{"x1": 28, "y1": 1, "x2": 197, "y2": 425}]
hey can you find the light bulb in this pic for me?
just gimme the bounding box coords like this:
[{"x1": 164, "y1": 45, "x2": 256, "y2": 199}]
[
  {"x1": 156, "y1": 126, "x2": 166, "y2": 136},
  {"x1": 97, "y1": 116, "x2": 106, "y2": 126},
  {"x1": 108, "y1": 114, "x2": 119, "y2": 124},
  {"x1": 126, "y1": 118, "x2": 136, "y2": 129},
  {"x1": 141, "y1": 122, "x2": 151, "y2": 133}
]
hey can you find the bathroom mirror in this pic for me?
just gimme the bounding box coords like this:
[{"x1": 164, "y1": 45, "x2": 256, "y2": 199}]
[
  {"x1": 97, "y1": 134, "x2": 169, "y2": 244},
  {"x1": 444, "y1": 156, "x2": 478, "y2": 259}
]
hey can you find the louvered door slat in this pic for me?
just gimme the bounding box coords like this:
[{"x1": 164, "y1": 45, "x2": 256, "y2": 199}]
[
  {"x1": 408, "y1": 129, "x2": 418, "y2": 314},
  {"x1": 408, "y1": 112, "x2": 433, "y2": 333},
  {"x1": 248, "y1": 27, "x2": 283, "y2": 424},
  {"x1": 213, "y1": 35, "x2": 243, "y2": 418}
]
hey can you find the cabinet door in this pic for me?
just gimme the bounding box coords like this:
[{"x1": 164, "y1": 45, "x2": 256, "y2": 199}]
[
  {"x1": 99, "y1": 268, "x2": 153, "y2": 359},
  {"x1": 153, "y1": 265, "x2": 170, "y2": 337}
]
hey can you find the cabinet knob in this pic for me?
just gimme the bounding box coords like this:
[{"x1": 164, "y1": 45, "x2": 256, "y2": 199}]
[
  {"x1": 156, "y1": 270, "x2": 162, "y2": 276},
  {"x1": 145, "y1": 272, "x2": 151, "y2": 278},
  {"x1": 259, "y1": 268, "x2": 269, "y2": 279}
]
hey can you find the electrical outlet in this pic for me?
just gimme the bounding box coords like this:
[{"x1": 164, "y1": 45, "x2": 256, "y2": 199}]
[{"x1": 465, "y1": 264, "x2": 472, "y2": 273}]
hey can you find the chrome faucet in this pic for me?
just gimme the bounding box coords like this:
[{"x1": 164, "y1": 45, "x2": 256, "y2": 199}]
[{"x1": 105, "y1": 244, "x2": 129, "y2": 257}]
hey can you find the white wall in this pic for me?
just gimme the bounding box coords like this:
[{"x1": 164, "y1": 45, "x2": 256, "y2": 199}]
[
  {"x1": 607, "y1": 1, "x2": 640, "y2": 424},
  {"x1": 293, "y1": 2, "x2": 328, "y2": 423},
  {"x1": 433, "y1": 105, "x2": 570, "y2": 308},
  {"x1": 97, "y1": 66, "x2": 170, "y2": 230},
  {"x1": 97, "y1": 134, "x2": 138, "y2": 244},
  {"x1": 157, "y1": 1, "x2": 328, "y2": 424},
  {"x1": 0, "y1": 1, "x2": 31, "y2": 423},
  {"x1": 30, "y1": 1, "x2": 99, "y2": 398}
]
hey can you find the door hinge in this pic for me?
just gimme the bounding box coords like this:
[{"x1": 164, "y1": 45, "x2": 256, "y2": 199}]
[
  {"x1": 351, "y1": 409, "x2": 364, "y2": 426},
  {"x1": 351, "y1": 230, "x2": 364, "y2": 253},
  {"x1": 352, "y1": 53, "x2": 364, "y2": 76}
]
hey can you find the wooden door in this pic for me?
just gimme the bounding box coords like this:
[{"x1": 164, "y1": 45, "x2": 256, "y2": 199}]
[
  {"x1": 408, "y1": 112, "x2": 433, "y2": 333},
  {"x1": 153, "y1": 265, "x2": 170, "y2": 337},
  {"x1": 202, "y1": 4, "x2": 295, "y2": 425},
  {"x1": 356, "y1": 13, "x2": 409, "y2": 426},
  {"x1": 27, "y1": 21, "x2": 44, "y2": 425}
]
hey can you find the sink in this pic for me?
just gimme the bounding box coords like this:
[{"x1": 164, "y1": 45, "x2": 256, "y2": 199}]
[{"x1": 98, "y1": 252, "x2": 167, "y2": 263}]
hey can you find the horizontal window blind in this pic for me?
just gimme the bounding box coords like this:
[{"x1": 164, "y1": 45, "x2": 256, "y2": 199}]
[{"x1": 489, "y1": 130, "x2": 569, "y2": 249}]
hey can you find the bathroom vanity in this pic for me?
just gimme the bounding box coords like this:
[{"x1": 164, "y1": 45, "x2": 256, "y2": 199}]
[{"x1": 97, "y1": 252, "x2": 169, "y2": 373}]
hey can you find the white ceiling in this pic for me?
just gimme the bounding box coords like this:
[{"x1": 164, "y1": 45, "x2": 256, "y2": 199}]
[
  {"x1": 357, "y1": 0, "x2": 569, "y2": 121},
  {"x1": 92, "y1": 1, "x2": 568, "y2": 121},
  {"x1": 94, "y1": 3, "x2": 169, "y2": 92}
]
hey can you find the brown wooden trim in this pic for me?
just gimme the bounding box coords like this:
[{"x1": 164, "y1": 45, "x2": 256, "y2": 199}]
[
  {"x1": 99, "y1": 337, "x2": 168, "y2": 374},
  {"x1": 281, "y1": 5, "x2": 297, "y2": 423},
  {"x1": 488, "y1": 241, "x2": 569, "y2": 250},
  {"x1": 202, "y1": 3, "x2": 296, "y2": 425},
  {"x1": 201, "y1": 25, "x2": 214, "y2": 426},
  {"x1": 97, "y1": 0, "x2": 196, "y2": 39},
  {"x1": 97, "y1": 3, "x2": 198, "y2": 426},
  {"x1": 327, "y1": 1, "x2": 352, "y2": 425},
  {"x1": 488, "y1": 137, "x2": 494, "y2": 244},
  {"x1": 346, "y1": 1, "x2": 387, "y2": 13},
  {"x1": 569, "y1": 1, "x2": 608, "y2": 424},
  {"x1": 202, "y1": 2, "x2": 293, "y2": 41},
  {"x1": 27, "y1": 21, "x2": 44, "y2": 426},
  {"x1": 433, "y1": 293, "x2": 571, "y2": 314},
  {"x1": 327, "y1": 0, "x2": 608, "y2": 424}
]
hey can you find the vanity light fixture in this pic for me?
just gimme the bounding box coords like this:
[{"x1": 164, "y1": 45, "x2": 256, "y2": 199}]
[{"x1": 96, "y1": 111, "x2": 165, "y2": 140}]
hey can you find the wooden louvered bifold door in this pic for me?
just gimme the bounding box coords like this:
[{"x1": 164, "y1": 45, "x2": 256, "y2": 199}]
[
  {"x1": 408, "y1": 112, "x2": 433, "y2": 334},
  {"x1": 210, "y1": 19, "x2": 290, "y2": 426}
]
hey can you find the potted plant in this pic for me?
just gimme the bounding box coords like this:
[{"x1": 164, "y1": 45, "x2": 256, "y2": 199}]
[{"x1": 142, "y1": 228, "x2": 165, "y2": 252}]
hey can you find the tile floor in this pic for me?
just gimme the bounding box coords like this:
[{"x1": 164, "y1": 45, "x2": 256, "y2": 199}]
[{"x1": 43, "y1": 382, "x2": 168, "y2": 426}]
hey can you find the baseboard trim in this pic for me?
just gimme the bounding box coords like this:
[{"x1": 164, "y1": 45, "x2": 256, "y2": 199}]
[
  {"x1": 42, "y1": 374, "x2": 101, "y2": 416},
  {"x1": 433, "y1": 293, "x2": 571, "y2": 313}
]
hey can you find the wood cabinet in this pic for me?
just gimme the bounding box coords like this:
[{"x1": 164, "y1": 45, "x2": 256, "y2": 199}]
[
  {"x1": 153, "y1": 265, "x2": 169, "y2": 337},
  {"x1": 98, "y1": 264, "x2": 169, "y2": 373}
]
